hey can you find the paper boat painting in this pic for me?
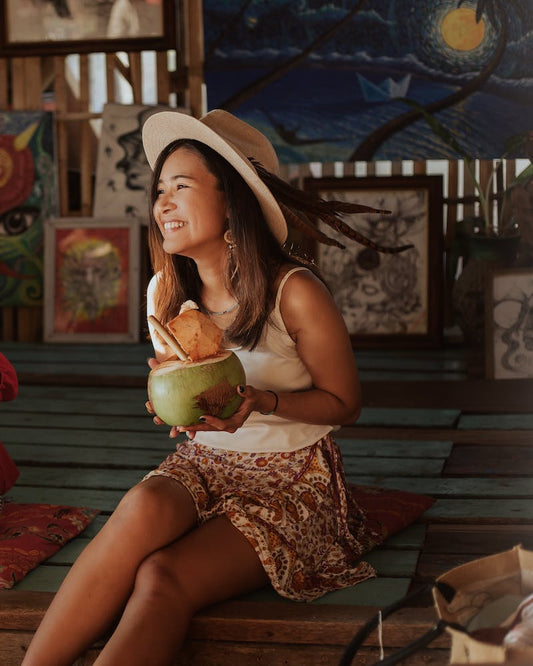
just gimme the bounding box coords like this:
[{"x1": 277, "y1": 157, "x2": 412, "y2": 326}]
[{"x1": 357, "y1": 73, "x2": 412, "y2": 102}]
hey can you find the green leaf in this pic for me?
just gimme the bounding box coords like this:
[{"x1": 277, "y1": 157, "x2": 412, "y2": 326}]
[{"x1": 398, "y1": 97, "x2": 470, "y2": 159}]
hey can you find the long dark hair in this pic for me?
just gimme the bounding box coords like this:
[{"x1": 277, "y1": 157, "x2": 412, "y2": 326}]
[{"x1": 148, "y1": 139, "x2": 308, "y2": 349}]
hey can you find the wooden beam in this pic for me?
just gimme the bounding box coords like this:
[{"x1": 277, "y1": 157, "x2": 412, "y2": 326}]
[{"x1": 185, "y1": 0, "x2": 205, "y2": 116}]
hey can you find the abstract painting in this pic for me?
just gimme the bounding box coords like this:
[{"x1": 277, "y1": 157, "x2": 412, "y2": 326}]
[
  {"x1": 44, "y1": 217, "x2": 140, "y2": 342},
  {"x1": 0, "y1": 110, "x2": 57, "y2": 307}
]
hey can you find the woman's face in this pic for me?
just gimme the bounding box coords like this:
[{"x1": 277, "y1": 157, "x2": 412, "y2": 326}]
[{"x1": 153, "y1": 146, "x2": 228, "y2": 259}]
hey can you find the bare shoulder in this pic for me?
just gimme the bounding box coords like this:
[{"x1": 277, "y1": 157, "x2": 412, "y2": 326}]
[{"x1": 277, "y1": 265, "x2": 340, "y2": 337}]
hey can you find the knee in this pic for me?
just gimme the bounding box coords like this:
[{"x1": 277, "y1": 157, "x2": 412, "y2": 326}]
[
  {"x1": 111, "y1": 479, "x2": 173, "y2": 531},
  {"x1": 134, "y1": 552, "x2": 197, "y2": 615}
]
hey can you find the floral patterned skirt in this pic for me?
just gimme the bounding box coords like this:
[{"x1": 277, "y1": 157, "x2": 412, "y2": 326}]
[{"x1": 144, "y1": 434, "x2": 376, "y2": 601}]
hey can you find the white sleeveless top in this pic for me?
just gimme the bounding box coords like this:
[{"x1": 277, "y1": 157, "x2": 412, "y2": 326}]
[{"x1": 146, "y1": 267, "x2": 334, "y2": 452}]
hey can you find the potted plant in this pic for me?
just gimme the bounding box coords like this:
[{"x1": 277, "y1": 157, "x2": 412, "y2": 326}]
[{"x1": 405, "y1": 100, "x2": 532, "y2": 344}]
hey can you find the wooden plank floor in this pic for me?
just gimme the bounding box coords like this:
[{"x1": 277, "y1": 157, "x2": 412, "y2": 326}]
[{"x1": 1, "y1": 342, "x2": 532, "y2": 665}]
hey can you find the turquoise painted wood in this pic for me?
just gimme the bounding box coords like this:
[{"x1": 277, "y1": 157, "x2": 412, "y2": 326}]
[
  {"x1": 356, "y1": 408, "x2": 460, "y2": 428},
  {"x1": 1, "y1": 413, "x2": 159, "y2": 432},
  {"x1": 5, "y1": 443, "x2": 172, "y2": 469},
  {"x1": 238, "y1": 577, "x2": 412, "y2": 607},
  {"x1": 426, "y1": 499, "x2": 533, "y2": 521},
  {"x1": 342, "y1": 457, "x2": 444, "y2": 476},
  {"x1": 0, "y1": 426, "x2": 176, "y2": 449},
  {"x1": 345, "y1": 476, "x2": 533, "y2": 497},
  {"x1": 458, "y1": 414, "x2": 533, "y2": 430},
  {"x1": 337, "y1": 439, "x2": 453, "y2": 458}
]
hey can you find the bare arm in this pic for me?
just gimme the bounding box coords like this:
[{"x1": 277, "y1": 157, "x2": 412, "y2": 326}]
[{"x1": 265, "y1": 269, "x2": 361, "y2": 425}]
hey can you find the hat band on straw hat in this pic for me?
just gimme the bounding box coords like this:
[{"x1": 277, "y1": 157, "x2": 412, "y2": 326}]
[{"x1": 142, "y1": 109, "x2": 288, "y2": 244}]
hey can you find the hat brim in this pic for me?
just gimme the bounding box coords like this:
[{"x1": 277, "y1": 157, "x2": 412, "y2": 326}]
[{"x1": 142, "y1": 111, "x2": 287, "y2": 244}]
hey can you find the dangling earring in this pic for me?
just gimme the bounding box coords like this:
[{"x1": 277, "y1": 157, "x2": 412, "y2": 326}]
[
  {"x1": 224, "y1": 229, "x2": 236, "y2": 252},
  {"x1": 224, "y1": 229, "x2": 239, "y2": 281}
]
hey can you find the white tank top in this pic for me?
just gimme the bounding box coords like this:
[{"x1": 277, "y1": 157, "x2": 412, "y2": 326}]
[{"x1": 147, "y1": 267, "x2": 333, "y2": 452}]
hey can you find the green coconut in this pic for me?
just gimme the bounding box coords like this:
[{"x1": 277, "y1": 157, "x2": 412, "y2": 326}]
[{"x1": 148, "y1": 350, "x2": 246, "y2": 426}]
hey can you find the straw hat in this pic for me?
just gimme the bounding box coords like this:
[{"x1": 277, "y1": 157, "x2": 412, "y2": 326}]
[{"x1": 142, "y1": 109, "x2": 288, "y2": 244}]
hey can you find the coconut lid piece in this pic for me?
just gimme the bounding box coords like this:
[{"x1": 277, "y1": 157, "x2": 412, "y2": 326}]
[{"x1": 167, "y1": 301, "x2": 223, "y2": 362}]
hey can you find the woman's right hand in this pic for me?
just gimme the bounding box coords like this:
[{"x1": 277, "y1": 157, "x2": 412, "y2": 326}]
[{"x1": 145, "y1": 357, "x2": 170, "y2": 431}]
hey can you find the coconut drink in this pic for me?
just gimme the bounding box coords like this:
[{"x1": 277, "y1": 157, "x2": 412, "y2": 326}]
[{"x1": 147, "y1": 302, "x2": 245, "y2": 426}]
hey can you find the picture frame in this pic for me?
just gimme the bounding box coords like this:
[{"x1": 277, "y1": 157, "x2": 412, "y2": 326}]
[
  {"x1": 43, "y1": 217, "x2": 141, "y2": 343},
  {"x1": 303, "y1": 175, "x2": 443, "y2": 348},
  {"x1": 0, "y1": 0, "x2": 177, "y2": 56},
  {"x1": 93, "y1": 102, "x2": 189, "y2": 220},
  {"x1": 0, "y1": 110, "x2": 58, "y2": 307},
  {"x1": 485, "y1": 267, "x2": 533, "y2": 380}
]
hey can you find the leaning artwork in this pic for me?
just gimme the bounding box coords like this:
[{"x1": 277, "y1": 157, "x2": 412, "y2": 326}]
[
  {"x1": 304, "y1": 175, "x2": 443, "y2": 348},
  {"x1": 486, "y1": 268, "x2": 533, "y2": 380},
  {"x1": 43, "y1": 217, "x2": 140, "y2": 343},
  {"x1": 93, "y1": 103, "x2": 187, "y2": 220},
  {"x1": 0, "y1": 110, "x2": 57, "y2": 307}
]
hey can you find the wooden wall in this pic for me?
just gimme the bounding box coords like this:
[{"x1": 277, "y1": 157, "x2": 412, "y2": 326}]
[
  {"x1": 0, "y1": 0, "x2": 204, "y2": 343},
  {"x1": 0, "y1": 0, "x2": 519, "y2": 343}
]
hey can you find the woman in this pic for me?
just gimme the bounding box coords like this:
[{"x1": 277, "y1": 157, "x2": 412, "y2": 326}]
[{"x1": 22, "y1": 110, "x2": 378, "y2": 666}]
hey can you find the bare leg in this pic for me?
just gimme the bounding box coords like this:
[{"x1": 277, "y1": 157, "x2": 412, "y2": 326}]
[
  {"x1": 94, "y1": 515, "x2": 269, "y2": 666},
  {"x1": 22, "y1": 477, "x2": 198, "y2": 666}
]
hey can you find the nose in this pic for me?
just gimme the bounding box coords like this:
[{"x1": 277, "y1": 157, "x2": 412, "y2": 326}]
[{"x1": 156, "y1": 190, "x2": 176, "y2": 213}]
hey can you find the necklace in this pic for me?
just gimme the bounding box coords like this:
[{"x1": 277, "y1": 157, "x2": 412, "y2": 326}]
[{"x1": 204, "y1": 302, "x2": 239, "y2": 316}]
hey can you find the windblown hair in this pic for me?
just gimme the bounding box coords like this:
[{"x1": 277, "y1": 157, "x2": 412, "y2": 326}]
[
  {"x1": 148, "y1": 139, "x2": 307, "y2": 349},
  {"x1": 148, "y1": 138, "x2": 410, "y2": 350}
]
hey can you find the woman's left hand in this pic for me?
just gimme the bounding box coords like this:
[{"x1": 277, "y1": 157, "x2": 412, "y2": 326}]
[{"x1": 173, "y1": 384, "x2": 270, "y2": 440}]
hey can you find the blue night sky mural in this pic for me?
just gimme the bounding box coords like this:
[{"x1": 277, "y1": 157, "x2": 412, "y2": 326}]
[{"x1": 204, "y1": 0, "x2": 533, "y2": 163}]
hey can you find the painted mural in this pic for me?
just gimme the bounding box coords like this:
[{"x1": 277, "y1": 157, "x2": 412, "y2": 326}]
[
  {"x1": 0, "y1": 111, "x2": 57, "y2": 307},
  {"x1": 204, "y1": 0, "x2": 532, "y2": 163}
]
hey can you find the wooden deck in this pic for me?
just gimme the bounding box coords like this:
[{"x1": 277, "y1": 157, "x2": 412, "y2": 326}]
[{"x1": 1, "y1": 342, "x2": 532, "y2": 665}]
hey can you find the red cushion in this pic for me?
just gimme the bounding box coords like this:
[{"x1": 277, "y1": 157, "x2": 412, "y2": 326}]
[
  {"x1": 349, "y1": 483, "x2": 434, "y2": 546},
  {"x1": 0, "y1": 503, "x2": 99, "y2": 589},
  {"x1": 0, "y1": 444, "x2": 19, "y2": 495},
  {"x1": 0, "y1": 353, "x2": 18, "y2": 402}
]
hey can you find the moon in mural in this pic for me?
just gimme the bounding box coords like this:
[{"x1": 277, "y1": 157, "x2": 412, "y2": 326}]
[{"x1": 441, "y1": 7, "x2": 485, "y2": 51}]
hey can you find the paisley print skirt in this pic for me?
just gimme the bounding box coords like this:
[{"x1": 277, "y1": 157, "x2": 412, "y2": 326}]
[{"x1": 144, "y1": 434, "x2": 376, "y2": 601}]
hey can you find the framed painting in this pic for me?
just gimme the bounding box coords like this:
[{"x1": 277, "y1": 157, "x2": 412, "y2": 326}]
[
  {"x1": 304, "y1": 175, "x2": 444, "y2": 348},
  {"x1": 0, "y1": 0, "x2": 177, "y2": 56},
  {"x1": 43, "y1": 217, "x2": 141, "y2": 343},
  {"x1": 93, "y1": 103, "x2": 189, "y2": 220},
  {"x1": 0, "y1": 110, "x2": 58, "y2": 307},
  {"x1": 485, "y1": 268, "x2": 533, "y2": 380}
]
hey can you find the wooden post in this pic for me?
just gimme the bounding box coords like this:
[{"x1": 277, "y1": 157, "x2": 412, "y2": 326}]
[{"x1": 185, "y1": 0, "x2": 205, "y2": 117}]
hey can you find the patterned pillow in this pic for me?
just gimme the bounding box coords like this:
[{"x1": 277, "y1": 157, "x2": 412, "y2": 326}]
[
  {"x1": 0, "y1": 502, "x2": 99, "y2": 589},
  {"x1": 349, "y1": 484, "x2": 434, "y2": 545}
]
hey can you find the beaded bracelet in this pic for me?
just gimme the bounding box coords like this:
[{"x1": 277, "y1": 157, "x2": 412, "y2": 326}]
[{"x1": 260, "y1": 389, "x2": 279, "y2": 415}]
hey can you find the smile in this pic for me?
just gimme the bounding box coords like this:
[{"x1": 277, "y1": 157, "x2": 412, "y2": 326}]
[{"x1": 163, "y1": 221, "x2": 186, "y2": 231}]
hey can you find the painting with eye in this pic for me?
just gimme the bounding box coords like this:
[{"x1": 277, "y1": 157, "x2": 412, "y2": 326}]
[
  {"x1": 0, "y1": 110, "x2": 57, "y2": 307},
  {"x1": 93, "y1": 103, "x2": 187, "y2": 220},
  {"x1": 305, "y1": 175, "x2": 443, "y2": 348},
  {"x1": 486, "y1": 268, "x2": 533, "y2": 379},
  {"x1": 44, "y1": 217, "x2": 140, "y2": 342}
]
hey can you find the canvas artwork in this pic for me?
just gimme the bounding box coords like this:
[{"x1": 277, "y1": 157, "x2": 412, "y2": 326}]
[
  {"x1": 203, "y1": 0, "x2": 532, "y2": 162},
  {"x1": 3, "y1": 0, "x2": 166, "y2": 48},
  {"x1": 44, "y1": 218, "x2": 140, "y2": 342},
  {"x1": 305, "y1": 175, "x2": 443, "y2": 347},
  {"x1": 486, "y1": 268, "x2": 533, "y2": 380},
  {"x1": 0, "y1": 110, "x2": 57, "y2": 307},
  {"x1": 94, "y1": 103, "x2": 181, "y2": 220}
]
